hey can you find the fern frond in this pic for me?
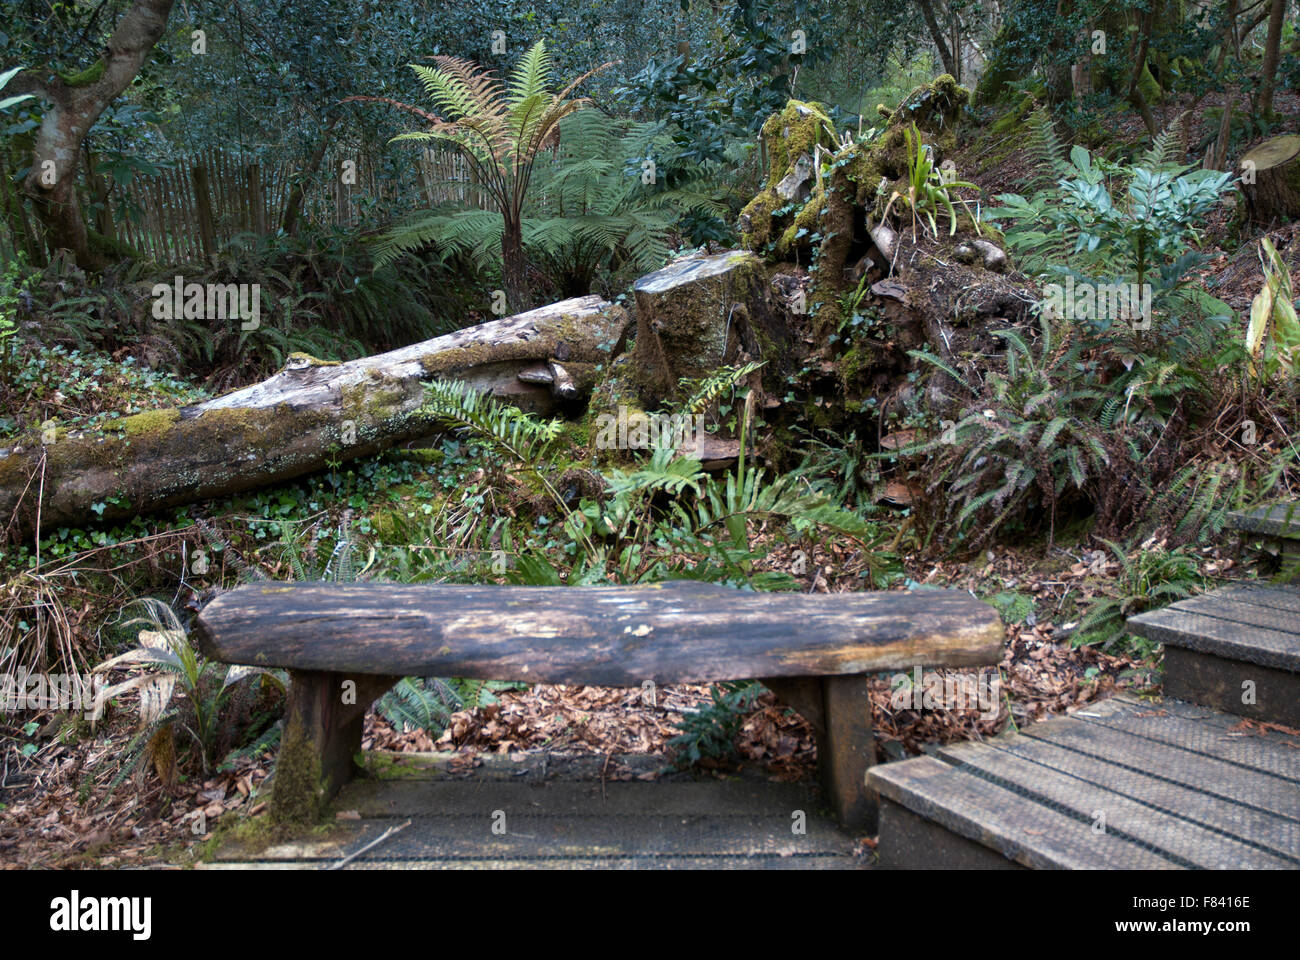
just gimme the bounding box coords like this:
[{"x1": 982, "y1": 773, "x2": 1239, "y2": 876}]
[{"x1": 421, "y1": 379, "x2": 562, "y2": 467}]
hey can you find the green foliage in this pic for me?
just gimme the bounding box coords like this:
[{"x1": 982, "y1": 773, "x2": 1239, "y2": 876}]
[
  {"x1": 1245, "y1": 237, "x2": 1300, "y2": 379},
  {"x1": 90, "y1": 598, "x2": 286, "y2": 794},
  {"x1": 677, "y1": 360, "x2": 766, "y2": 418},
  {"x1": 791, "y1": 426, "x2": 880, "y2": 508},
  {"x1": 0, "y1": 65, "x2": 34, "y2": 113},
  {"x1": 375, "y1": 676, "x2": 525, "y2": 740},
  {"x1": 988, "y1": 590, "x2": 1036, "y2": 625},
  {"x1": 666, "y1": 680, "x2": 766, "y2": 768},
  {"x1": 0, "y1": 342, "x2": 203, "y2": 444},
  {"x1": 7, "y1": 227, "x2": 477, "y2": 389},
  {"x1": 898, "y1": 314, "x2": 1112, "y2": 547},
  {"x1": 375, "y1": 112, "x2": 723, "y2": 295},
  {"x1": 408, "y1": 377, "x2": 893, "y2": 590},
  {"x1": 990, "y1": 116, "x2": 1235, "y2": 352},
  {"x1": 1073, "y1": 540, "x2": 1205, "y2": 656},
  {"x1": 0, "y1": 253, "x2": 32, "y2": 388},
  {"x1": 421, "y1": 379, "x2": 564, "y2": 468},
  {"x1": 614, "y1": 0, "x2": 836, "y2": 239},
  {"x1": 881, "y1": 122, "x2": 980, "y2": 240},
  {"x1": 359, "y1": 39, "x2": 610, "y2": 306}
]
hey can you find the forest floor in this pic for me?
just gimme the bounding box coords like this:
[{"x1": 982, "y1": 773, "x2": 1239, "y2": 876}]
[{"x1": 2, "y1": 531, "x2": 1261, "y2": 870}]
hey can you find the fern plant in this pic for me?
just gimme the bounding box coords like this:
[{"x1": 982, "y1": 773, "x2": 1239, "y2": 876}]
[
  {"x1": 374, "y1": 111, "x2": 723, "y2": 298},
  {"x1": 892, "y1": 314, "x2": 1113, "y2": 547},
  {"x1": 1073, "y1": 539, "x2": 1205, "y2": 656},
  {"x1": 665, "y1": 680, "x2": 766, "y2": 769},
  {"x1": 415, "y1": 376, "x2": 889, "y2": 590},
  {"x1": 375, "y1": 675, "x2": 524, "y2": 741},
  {"x1": 349, "y1": 39, "x2": 611, "y2": 310},
  {"x1": 90, "y1": 598, "x2": 285, "y2": 797}
]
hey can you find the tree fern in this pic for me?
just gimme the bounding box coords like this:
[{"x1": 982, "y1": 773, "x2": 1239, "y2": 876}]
[
  {"x1": 375, "y1": 110, "x2": 724, "y2": 296},
  {"x1": 349, "y1": 39, "x2": 612, "y2": 307}
]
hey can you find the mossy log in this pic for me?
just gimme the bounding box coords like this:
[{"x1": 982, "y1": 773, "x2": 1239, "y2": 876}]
[
  {"x1": 0, "y1": 296, "x2": 628, "y2": 537},
  {"x1": 1240, "y1": 135, "x2": 1300, "y2": 228}
]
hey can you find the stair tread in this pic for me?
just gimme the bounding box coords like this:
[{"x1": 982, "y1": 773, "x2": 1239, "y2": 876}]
[
  {"x1": 868, "y1": 755, "x2": 1181, "y2": 869},
  {"x1": 871, "y1": 697, "x2": 1300, "y2": 869},
  {"x1": 1210, "y1": 581, "x2": 1300, "y2": 615},
  {"x1": 1156, "y1": 594, "x2": 1300, "y2": 637},
  {"x1": 1128, "y1": 598, "x2": 1300, "y2": 671},
  {"x1": 1020, "y1": 714, "x2": 1300, "y2": 822},
  {"x1": 936, "y1": 738, "x2": 1296, "y2": 868},
  {"x1": 1086, "y1": 695, "x2": 1300, "y2": 781},
  {"x1": 1228, "y1": 502, "x2": 1300, "y2": 539}
]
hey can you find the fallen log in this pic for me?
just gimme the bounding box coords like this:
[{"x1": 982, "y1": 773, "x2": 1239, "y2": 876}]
[{"x1": 0, "y1": 295, "x2": 628, "y2": 537}]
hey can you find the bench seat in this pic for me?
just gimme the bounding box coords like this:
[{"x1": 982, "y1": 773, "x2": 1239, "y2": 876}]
[{"x1": 195, "y1": 580, "x2": 1002, "y2": 831}]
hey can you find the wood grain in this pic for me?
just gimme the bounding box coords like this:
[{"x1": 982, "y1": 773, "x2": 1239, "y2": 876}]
[{"x1": 195, "y1": 581, "x2": 1004, "y2": 685}]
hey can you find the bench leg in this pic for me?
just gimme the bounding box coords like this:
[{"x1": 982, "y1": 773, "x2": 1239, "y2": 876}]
[
  {"x1": 820, "y1": 675, "x2": 877, "y2": 832},
  {"x1": 270, "y1": 671, "x2": 398, "y2": 824},
  {"x1": 764, "y1": 675, "x2": 877, "y2": 832}
]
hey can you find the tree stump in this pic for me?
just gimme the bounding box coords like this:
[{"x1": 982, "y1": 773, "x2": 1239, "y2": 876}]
[{"x1": 1241, "y1": 135, "x2": 1300, "y2": 227}]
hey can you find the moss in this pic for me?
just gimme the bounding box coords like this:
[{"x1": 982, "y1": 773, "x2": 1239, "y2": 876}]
[
  {"x1": 369, "y1": 508, "x2": 410, "y2": 546},
  {"x1": 58, "y1": 60, "x2": 105, "y2": 87},
  {"x1": 196, "y1": 803, "x2": 348, "y2": 862},
  {"x1": 87, "y1": 229, "x2": 140, "y2": 262},
  {"x1": 739, "y1": 187, "x2": 781, "y2": 249},
  {"x1": 989, "y1": 94, "x2": 1035, "y2": 137},
  {"x1": 285, "y1": 351, "x2": 341, "y2": 367},
  {"x1": 267, "y1": 718, "x2": 328, "y2": 824},
  {"x1": 776, "y1": 185, "x2": 826, "y2": 255},
  {"x1": 838, "y1": 142, "x2": 885, "y2": 206},
  {"x1": 419, "y1": 308, "x2": 615, "y2": 378},
  {"x1": 761, "y1": 99, "x2": 832, "y2": 180},
  {"x1": 739, "y1": 100, "x2": 834, "y2": 252},
  {"x1": 403, "y1": 448, "x2": 445, "y2": 465},
  {"x1": 420, "y1": 341, "x2": 523, "y2": 375},
  {"x1": 837, "y1": 342, "x2": 875, "y2": 388},
  {"x1": 361, "y1": 752, "x2": 446, "y2": 781},
  {"x1": 118, "y1": 408, "x2": 181, "y2": 438}
]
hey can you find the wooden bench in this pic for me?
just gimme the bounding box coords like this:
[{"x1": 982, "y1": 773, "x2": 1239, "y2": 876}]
[{"x1": 195, "y1": 581, "x2": 1002, "y2": 831}]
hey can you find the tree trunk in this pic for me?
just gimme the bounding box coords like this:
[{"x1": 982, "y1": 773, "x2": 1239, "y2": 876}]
[
  {"x1": 915, "y1": 0, "x2": 958, "y2": 77},
  {"x1": 1240, "y1": 135, "x2": 1300, "y2": 227},
  {"x1": 0, "y1": 296, "x2": 628, "y2": 539},
  {"x1": 5, "y1": 0, "x2": 174, "y2": 270},
  {"x1": 280, "y1": 118, "x2": 339, "y2": 237},
  {"x1": 1258, "y1": 0, "x2": 1286, "y2": 119},
  {"x1": 1127, "y1": 13, "x2": 1160, "y2": 138},
  {"x1": 500, "y1": 217, "x2": 531, "y2": 314}
]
